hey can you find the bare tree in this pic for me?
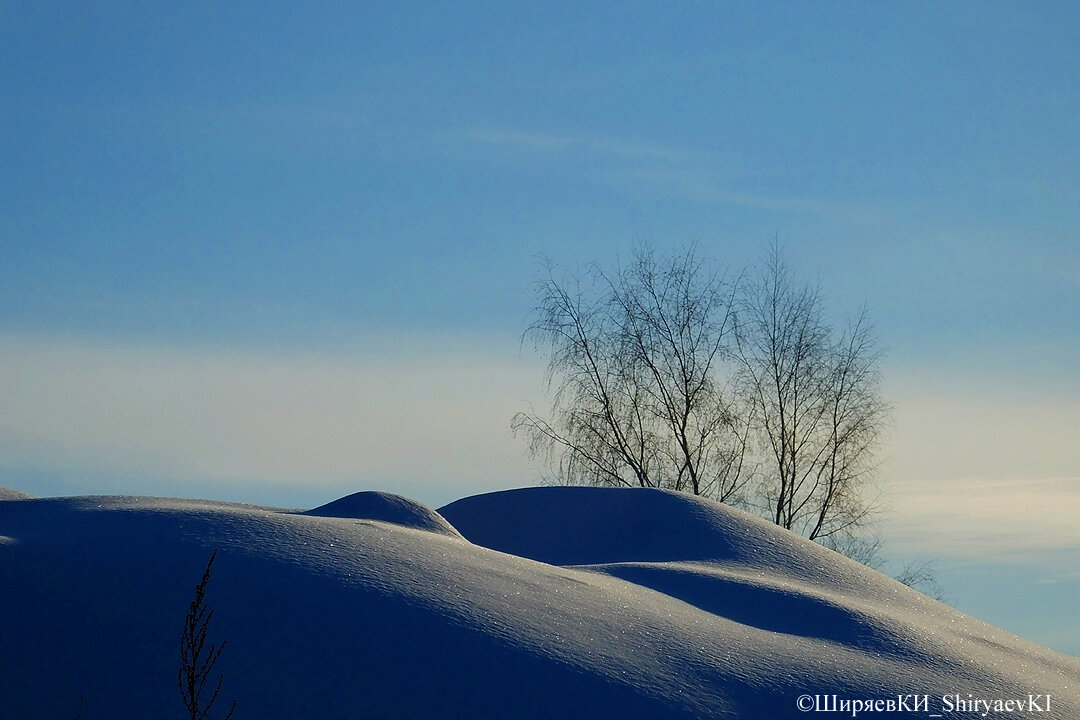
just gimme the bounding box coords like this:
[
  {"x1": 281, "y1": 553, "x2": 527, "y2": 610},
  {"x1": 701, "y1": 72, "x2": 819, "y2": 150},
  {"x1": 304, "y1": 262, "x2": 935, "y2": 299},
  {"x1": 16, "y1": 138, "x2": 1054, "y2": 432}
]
[
  {"x1": 512, "y1": 245, "x2": 752, "y2": 503},
  {"x1": 179, "y1": 550, "x2": 236, "y2": 720},
  {"x1": 515, "y1": 242, "x2": 890, "y2": 555},
  {"x1": 894, "y1": 559, "x2": 948, "y2": 602},
  {"x1": 734, "y1": 242, "x2": 889, "y2": 543}
]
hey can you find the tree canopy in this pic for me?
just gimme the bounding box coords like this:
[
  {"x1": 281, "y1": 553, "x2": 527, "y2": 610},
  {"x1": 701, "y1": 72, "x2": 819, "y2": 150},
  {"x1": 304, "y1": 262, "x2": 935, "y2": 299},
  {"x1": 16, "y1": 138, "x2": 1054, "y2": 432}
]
[{"x1": 513, "y1": 243, "x2": 889, "y2": 547}]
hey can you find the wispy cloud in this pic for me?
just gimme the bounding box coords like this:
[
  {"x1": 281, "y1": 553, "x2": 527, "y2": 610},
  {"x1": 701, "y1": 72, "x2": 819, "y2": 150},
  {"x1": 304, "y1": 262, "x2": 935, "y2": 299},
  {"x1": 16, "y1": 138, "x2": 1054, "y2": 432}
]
[
  {"x1": 461, "y1": 126, "x2": 891, "y2": 225},
  {"x1": 464, "y1": 128, "x2": 696, "y2": 164}
]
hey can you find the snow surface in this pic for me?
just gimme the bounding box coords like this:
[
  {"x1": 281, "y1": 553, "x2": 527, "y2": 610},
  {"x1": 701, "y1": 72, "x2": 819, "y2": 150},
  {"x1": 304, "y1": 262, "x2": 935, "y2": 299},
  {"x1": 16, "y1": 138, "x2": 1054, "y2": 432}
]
[{"x1": 1, "y1": 486, "x2": 1077, "y2": 719}]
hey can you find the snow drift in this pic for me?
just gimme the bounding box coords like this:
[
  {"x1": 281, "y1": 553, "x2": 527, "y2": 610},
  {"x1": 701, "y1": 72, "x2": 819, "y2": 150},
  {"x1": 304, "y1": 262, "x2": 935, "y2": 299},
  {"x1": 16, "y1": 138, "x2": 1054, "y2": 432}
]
[{"x1": 0, "y1": 485, "x2": 1077, "y2": 719}]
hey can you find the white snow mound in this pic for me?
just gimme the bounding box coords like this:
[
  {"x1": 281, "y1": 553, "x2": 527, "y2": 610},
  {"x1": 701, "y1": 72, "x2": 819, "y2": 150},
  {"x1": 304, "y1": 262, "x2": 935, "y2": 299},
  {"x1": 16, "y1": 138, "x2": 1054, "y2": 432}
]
[
  {"x1": 0, "y1": 486, "x2": 1076, "y2": 719},
  {"x1": 305, "y1": 490, "x2": 462, "y2": 538}
]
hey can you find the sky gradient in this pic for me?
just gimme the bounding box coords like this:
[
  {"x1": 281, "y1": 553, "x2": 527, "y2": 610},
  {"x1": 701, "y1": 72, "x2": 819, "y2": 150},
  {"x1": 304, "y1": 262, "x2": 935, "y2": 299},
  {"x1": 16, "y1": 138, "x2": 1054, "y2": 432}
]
[{"x1": 2, "y1": 2, "x2": 1078, "y2": 654}]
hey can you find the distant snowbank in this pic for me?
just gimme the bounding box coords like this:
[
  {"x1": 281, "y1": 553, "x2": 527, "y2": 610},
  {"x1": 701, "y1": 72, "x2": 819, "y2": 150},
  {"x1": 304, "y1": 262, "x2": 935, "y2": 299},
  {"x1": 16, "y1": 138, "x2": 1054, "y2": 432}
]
[
  {"x1": 0, "y1": 486, "x2": 33, "y2": 500},
  {"x1": 305, "y1": 490, "x2": 463, "y2": 538}
]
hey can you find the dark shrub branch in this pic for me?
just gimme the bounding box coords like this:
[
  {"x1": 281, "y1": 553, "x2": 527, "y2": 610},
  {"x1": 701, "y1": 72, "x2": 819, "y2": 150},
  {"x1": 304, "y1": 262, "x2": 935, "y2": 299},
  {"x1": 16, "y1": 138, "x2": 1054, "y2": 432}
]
[{"x1": 179, "y1": 550, "x2": 236, "y2": 720}]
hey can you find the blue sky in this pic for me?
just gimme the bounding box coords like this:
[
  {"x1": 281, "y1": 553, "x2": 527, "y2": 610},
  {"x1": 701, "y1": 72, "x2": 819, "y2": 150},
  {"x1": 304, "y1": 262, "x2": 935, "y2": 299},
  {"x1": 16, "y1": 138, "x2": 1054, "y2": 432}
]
[{"x1": 2, "y1": 2, "x2": 1078, "y2": 654}]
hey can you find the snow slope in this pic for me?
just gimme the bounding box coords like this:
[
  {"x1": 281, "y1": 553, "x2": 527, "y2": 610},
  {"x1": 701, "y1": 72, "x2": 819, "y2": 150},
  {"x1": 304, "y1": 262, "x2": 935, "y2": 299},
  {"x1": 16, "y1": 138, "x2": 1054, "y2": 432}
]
[{"x1": 1, "y1": 485, "x2": 1077, "y2": 719}]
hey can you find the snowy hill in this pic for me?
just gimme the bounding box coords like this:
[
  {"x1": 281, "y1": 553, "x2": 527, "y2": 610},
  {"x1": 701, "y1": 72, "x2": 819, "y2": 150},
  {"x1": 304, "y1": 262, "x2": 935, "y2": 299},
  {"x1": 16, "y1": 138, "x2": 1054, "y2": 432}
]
[{"x1": 1, "y1": 485, "x2": 1077, "y2": 719}]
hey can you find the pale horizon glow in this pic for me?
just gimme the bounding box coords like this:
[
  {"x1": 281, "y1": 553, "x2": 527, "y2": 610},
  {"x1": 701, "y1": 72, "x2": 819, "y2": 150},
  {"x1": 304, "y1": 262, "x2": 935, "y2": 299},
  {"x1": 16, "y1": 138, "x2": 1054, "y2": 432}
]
[
  {"x1": 882, "y1": 477, "x2": 1080, "y2": 556},
  {"x1": 0, "y1": 332, "x2": 542, "y2": 506}
]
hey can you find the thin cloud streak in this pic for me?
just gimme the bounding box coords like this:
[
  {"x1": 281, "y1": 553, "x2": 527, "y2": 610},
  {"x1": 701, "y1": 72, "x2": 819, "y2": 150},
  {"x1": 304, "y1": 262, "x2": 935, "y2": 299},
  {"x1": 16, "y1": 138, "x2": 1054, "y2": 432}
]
[
  {"x1": 464, "y1": 127, "x2": 696, "y2": 164},
  {"x1": 461, "y1": 125, "x2": 892, "y2": 225}
]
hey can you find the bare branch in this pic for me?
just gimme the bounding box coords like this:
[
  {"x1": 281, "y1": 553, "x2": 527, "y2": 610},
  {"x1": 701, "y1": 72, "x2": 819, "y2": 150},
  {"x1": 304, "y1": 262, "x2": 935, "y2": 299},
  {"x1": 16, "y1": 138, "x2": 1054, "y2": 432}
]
[{"x1": 179, "y1": 550, "x2": 236, "y2": 720}]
